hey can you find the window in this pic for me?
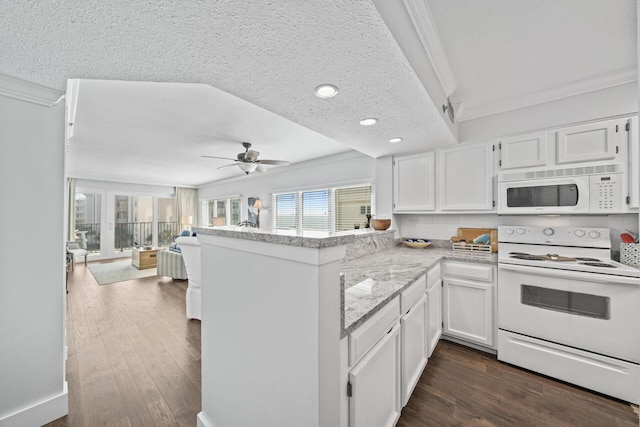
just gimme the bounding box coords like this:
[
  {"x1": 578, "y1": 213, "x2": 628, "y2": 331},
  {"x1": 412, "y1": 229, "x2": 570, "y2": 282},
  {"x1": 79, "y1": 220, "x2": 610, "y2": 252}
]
[
  {"x1": 274, "y1": 193, "x2": 297, "y2": 229},
  {"x1": 74, "y1": 192, "x2": 101, "y2": 254},
  {"x1": 202, "y1": 197, "x2": 241, "y2": 226},
  {"x1": 272, "y1": 185, "x2": 372, "y2": 232},
  {"x1": 114, "y1": 195, "x2": 154, "y2": 251},
  {"x1": 158, "y1": 197, "x2": 177, "y2": 247},
  {"x1": 335, "y1": 186, "x2": 372, "y2": 231}
]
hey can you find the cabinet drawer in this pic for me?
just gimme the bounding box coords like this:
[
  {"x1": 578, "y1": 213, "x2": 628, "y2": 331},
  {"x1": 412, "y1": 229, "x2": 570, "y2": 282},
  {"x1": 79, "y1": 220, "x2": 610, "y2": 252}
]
[
  {"x1": 350, "y1": 296, "x2": 400, "y2": 366},
  {"x1": 442, "y1": 261, "x2": 492, "y2": 282},
  {"x1": 401, "y1": 276, "x2": 426, "y2": 314},
  {"x1": 426, "y1": 263, "x2": 440, "y2": 288}
]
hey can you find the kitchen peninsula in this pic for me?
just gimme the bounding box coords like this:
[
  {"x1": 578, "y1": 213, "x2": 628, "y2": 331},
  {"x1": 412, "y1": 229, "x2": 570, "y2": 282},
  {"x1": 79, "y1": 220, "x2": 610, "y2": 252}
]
[{"x1": 195, "y1": 226, "x2": 496, "y2": 427}]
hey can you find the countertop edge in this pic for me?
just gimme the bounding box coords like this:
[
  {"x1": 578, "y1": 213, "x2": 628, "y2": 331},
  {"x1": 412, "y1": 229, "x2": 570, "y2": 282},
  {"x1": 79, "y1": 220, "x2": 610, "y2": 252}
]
[{"x1": 340, "y1": 250, "x2": 497, "y2": 338}]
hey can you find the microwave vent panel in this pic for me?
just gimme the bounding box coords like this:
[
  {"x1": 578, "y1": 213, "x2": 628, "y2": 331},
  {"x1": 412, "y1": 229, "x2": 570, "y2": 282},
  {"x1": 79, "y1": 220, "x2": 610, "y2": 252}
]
[{"x1": 499, "y1": 164, "x2": 622, "y2": 182}]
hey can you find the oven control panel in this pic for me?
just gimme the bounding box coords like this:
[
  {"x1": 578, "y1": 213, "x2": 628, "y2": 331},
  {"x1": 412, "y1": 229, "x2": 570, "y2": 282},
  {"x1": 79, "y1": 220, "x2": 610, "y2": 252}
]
[{"x1": 499, "y1": 226, "x2": 611, "y2": 248}]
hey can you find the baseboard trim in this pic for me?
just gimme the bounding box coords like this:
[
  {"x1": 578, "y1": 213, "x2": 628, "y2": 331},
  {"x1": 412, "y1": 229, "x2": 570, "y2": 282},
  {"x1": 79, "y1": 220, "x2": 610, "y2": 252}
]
[
  {"x1": 0, "y1": 382, "x2": 68, "y2": 427},
  {"x1": 197, "y1": 411, "x2": 213, "y2": 427}
]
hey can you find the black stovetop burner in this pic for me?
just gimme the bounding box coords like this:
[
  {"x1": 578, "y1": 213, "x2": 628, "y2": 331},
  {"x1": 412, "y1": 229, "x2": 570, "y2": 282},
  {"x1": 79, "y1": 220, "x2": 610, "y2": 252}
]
[
  {"x1": 509, "y1": 252, "x2": 545, "y2": 261},
  {"x1": 580, "y1": 262, "x2": 617, "y2": 268}
]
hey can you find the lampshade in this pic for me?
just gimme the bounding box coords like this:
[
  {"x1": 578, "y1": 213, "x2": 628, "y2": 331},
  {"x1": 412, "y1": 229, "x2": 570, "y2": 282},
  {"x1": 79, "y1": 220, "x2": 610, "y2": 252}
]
[
  {"x1": 181, "y1": 215, "x2": 193, "y2": 225},
  {"x1": 253, "y1": 199, "x2": 263, "y2": 209},
  {"x1": 238, "y1": 163, "x2": 258, "y2": 173}
]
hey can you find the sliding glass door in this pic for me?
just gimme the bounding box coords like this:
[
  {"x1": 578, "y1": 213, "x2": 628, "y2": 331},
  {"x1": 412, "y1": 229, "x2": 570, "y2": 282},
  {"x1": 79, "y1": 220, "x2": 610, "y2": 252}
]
[
  {"x1": 74, "y1": 192, "x2": 102, "y2": 255},
  {"x1": 113, "y1": 195, "x2": 154, "y2": 252}
]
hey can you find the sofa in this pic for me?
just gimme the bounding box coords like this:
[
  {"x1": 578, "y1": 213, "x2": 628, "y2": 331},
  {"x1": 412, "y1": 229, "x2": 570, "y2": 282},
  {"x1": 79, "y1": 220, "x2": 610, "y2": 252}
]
[
  {"x1": 157, "y1": 249, "x2": 188, "y2": 280},
  {"x1": 175, "y1": 236, "x2": 202, "y2": 320}
]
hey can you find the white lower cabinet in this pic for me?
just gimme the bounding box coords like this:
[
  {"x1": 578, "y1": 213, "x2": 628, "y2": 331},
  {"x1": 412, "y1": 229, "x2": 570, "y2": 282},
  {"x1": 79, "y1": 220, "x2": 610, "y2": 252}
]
[
  {"x1": 349, "y1": 323, "x2": 401, "y2": 427},
  {"x1": 400, "y1": 293, "x2": 428, "y2": 407},
  {"x1": 442, "y1": 261, "x2": 496, "y2": 349},
  {"x1": 426, "y1": 278, "x2": 442, "y2": 357},
  {"x1": 443, "y1": 278, "x2": 493, "y2": 347}
]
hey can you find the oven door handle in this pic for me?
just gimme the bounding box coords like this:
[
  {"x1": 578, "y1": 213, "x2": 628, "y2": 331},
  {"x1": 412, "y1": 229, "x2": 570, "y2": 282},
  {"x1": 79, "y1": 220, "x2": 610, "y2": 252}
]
[{"x1": 498, "y1": 263, "x2": 640, "y2": 286}]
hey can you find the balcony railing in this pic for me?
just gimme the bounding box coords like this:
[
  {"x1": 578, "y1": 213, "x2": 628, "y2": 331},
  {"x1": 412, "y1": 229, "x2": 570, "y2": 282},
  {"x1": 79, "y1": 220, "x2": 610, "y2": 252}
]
[{"x1": 76, "y1": 221, "x2": 178, "y2": 253}]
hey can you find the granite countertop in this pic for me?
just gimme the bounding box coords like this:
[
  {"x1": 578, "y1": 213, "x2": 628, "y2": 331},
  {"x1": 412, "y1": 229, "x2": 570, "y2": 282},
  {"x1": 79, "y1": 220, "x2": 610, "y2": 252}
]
[
  {"x1": 340, "y1": 245, "x2": 497, "y2": 337},
  {"x1": 195, "y1": 225, "x2": 357, "y2": 248}
]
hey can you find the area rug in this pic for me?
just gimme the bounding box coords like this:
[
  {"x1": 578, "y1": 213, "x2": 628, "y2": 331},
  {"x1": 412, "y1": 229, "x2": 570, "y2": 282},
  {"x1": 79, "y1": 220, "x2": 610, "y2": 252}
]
[{"x1": 88, "y1": 260, "x2": 158, "y2": 285}]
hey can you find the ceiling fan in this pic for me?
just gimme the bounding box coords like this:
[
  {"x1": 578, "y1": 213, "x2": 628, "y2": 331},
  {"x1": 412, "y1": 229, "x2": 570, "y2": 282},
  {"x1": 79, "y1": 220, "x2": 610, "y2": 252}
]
[{"x1": 201, "y1": 142, "x2": 290, "y2": 174}]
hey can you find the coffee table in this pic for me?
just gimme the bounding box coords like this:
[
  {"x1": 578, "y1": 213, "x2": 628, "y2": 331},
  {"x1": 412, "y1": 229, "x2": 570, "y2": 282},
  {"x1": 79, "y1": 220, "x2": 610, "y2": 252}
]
[{"x1": 132, "y1": 247, "x2": 159, "y2": 270}]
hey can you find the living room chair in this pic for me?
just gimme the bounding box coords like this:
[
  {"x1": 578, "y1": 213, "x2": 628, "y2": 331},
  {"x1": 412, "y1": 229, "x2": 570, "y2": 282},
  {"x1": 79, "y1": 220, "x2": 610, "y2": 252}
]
[
  {"x1": 176, "y1": 236, "x2": 202, "y2": 320},
  {"x1": 66, "y1": 241, "x2": 88, "y2": 270}
]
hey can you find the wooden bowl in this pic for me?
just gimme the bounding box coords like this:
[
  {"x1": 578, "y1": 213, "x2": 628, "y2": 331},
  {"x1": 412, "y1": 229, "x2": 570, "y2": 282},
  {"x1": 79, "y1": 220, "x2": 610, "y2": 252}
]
[{"x1": 371, "y1": 219, "x2": 391, "y2": 231}]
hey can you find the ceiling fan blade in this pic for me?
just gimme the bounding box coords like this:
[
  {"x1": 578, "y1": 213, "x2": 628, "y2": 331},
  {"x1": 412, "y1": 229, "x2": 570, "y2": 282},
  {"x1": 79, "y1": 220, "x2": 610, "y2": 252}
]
[
  {"x1": 255, "y1": 164, "x2": 267, "y2": 173},
  {"x1": 245, "y1": 149, "x2": 260, "y2": 162},
  {"x1": 258, "y1": 160, "x2": 290, "y2": 166},
  {"x1": 202, "y1": 155, "x2": 238, "y2": 161},
  {"x1": 217, "y1": 163, "x2": 240, "y2": 170}
]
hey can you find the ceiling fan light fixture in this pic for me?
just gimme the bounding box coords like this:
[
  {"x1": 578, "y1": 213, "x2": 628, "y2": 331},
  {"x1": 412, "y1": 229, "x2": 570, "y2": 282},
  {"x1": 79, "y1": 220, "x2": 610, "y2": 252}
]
[
  {"x1": 359, "y1": 117, "x2": 378, "y2": 126},
  {"x1": 238, "y1": 163, "x2": 258, "y2": 174},
  {"x1": 314, "y1": 84, "x2": 339, "y2": 98},
  {"x1": 389, "y1": 137, "x2": 403, "y2": 143}
]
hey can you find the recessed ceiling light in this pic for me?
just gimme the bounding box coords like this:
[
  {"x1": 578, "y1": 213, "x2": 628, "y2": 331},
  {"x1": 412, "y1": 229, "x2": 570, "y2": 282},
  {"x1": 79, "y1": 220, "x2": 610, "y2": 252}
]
[
  {"x1": 359, "y1": 118, "x2": 378, "y2": 126},
  {"x1": 389, "y1": 137, "x2": 403, "y2": 143},
  {"x1": 314, "y1": 84, "x2": 339, "y2": 98}
]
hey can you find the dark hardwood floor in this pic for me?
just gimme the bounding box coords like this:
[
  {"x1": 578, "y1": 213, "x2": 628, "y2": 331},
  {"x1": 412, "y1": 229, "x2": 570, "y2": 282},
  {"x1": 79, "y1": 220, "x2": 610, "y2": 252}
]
[
  {"x1": 47, "y1": 261, "x2": 638, "y2": 426},
  {"x1": 46, "y1": 260, "x2": 201, "y2": 427}
]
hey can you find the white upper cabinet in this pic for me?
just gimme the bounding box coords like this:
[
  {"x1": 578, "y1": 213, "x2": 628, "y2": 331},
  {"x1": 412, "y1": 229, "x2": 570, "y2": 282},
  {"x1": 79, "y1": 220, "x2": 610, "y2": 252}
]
[
  {"x1": 628, "y1": 116, "x2": 639, "y2": 209},
  {"x1": 393, "y1": 152, "x2": 435, "y2": 212},
  {"x1": 556, "y1": 119, "x2": 619, "y2": 164},
  {"x1": 498, "y1": 132, "x2": 548, "y2": 169},
  {"x1": 437, "y1": 143, "x2": 494, "y2": 211}
]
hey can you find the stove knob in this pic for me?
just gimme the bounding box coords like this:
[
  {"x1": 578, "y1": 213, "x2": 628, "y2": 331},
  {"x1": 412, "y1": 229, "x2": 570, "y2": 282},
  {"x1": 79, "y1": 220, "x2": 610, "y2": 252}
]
[
  {"x1": 543, "y1": 228, "x2": 555, "y2": 236},
  {"x1": 516, "y1": 228, "x2": 525, "y2": 235},
  {"x1": 574, "y1": 229, "x2": 586, "y2": 237},
  {"x1": 504, "y1": 228, "x2": 514, "y2": 235},
  {"x1": 589, "y1": 230, "x2": 601, "y2": 239}
]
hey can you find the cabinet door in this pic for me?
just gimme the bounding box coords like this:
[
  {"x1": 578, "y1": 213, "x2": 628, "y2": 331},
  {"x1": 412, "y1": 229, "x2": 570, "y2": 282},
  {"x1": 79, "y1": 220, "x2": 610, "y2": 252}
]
[
  {"x1": 349, "y1": 323, "x2": 401, "y2": 427},
  {"x1": 426, "y1": 279, "x2": 442, "y2": 357},
  {"x1": 499, "y1": 132, "x2": 547, "y2": 169},
  {"x1": 401, "y1": 294, "x2": 428, "y2": 407},
  {"x1": 556, "y1": 120, "x2": 619, "y2": 164},
  {"x1": 443, "y1": 278, "x2": 493, "y2": 347},
  {"x1": 393, "y1": 152, "x2": 435, "y2": 212},
  {"x1": 438, "y1": 143, "x2": 494, "y2": 210}
]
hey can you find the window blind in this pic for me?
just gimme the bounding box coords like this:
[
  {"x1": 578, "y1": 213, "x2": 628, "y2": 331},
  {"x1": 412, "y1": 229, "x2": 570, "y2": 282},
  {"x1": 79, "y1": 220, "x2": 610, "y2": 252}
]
[
  {"x1": 302, "y1": 190, "x2": 329, "y2": 231},
  {"x1": 335, "y1": 185, "x2": 372, "y2": 231},
  {"x1": 274, "y1": 193, "x2": 297, "y2": 229}
]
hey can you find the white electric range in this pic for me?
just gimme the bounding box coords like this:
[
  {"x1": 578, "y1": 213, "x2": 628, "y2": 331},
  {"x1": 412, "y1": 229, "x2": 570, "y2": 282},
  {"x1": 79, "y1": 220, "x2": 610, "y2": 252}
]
[{"x1": 497, "y1": 225, "x2": 640, "y2": 404}]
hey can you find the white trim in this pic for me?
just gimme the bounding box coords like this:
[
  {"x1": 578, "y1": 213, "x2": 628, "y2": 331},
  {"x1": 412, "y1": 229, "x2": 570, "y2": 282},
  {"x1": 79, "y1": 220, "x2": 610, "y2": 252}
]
[
  {"x1": 402, "y1": 0, "x2": 457, "y2": 96},
  {"x1": 461, "y1": 67, "x2": 638, "y2": 121},
  {"x1": 0, "y1": 74, "x2": 64, "y2": 107},
  {"x1": 0, "y1": 382, "x2": 68, "y2": 426}
]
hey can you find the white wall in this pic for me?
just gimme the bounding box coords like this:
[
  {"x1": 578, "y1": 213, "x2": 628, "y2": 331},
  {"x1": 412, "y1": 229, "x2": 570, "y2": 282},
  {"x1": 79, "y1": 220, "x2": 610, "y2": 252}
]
[
  {"x1": 0, "y1": 76, "x2": 67, "y2": 425},
  {"x1": 198, "y1": 151, "x2": 376, "y2": 228},
  {"x1": 459, "y1": 82, "x2": 638, "y2": 143}
]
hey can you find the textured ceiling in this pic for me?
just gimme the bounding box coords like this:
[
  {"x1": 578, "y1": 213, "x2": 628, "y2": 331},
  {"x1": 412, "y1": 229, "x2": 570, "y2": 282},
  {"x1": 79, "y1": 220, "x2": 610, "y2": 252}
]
[
  {"x1": 0, "y1": 1, "x2": 635, "y2": 186},
  {"x1": 0, "y1": 0, "x2": 456, "y2": 186},
  {"x1": 426, "y1": 0, "x2": 637, "y2": 120}
]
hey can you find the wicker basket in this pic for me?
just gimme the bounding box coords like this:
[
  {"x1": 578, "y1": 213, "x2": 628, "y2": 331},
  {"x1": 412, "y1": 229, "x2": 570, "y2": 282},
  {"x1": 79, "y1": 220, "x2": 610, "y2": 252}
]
[
  {"x1": 620, "y1": 242, "x2": 640, "y2": 267},
  {"x1": 452, "y1": 242, "x2": 492, "y2": 254}
]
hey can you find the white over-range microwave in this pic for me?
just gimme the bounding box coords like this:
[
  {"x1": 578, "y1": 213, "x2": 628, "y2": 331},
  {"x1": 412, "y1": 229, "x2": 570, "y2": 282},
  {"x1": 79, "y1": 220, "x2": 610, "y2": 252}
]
[{"x1": 497, "y1": 164, "x2": 627, "y2": 214}]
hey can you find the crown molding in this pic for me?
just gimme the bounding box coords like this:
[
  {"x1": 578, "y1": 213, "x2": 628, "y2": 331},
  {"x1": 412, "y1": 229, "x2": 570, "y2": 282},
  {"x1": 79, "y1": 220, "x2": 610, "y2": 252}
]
[
  {"x1": 460, "y1": 66, "x2": 638, "y2": 121},
  {"x1": 0, "y1": 74, "x2": 64, "y2": 106},
  {"x1": 402, "y1": 0, "x2": 456, "y2": 96}
]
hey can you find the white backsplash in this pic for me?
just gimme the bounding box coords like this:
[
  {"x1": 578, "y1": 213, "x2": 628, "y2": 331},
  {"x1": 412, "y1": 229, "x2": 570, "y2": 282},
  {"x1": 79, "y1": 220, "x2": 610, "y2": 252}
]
[{"x1": 397, "y1": 213, "x2": 639, "y2": 248}]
